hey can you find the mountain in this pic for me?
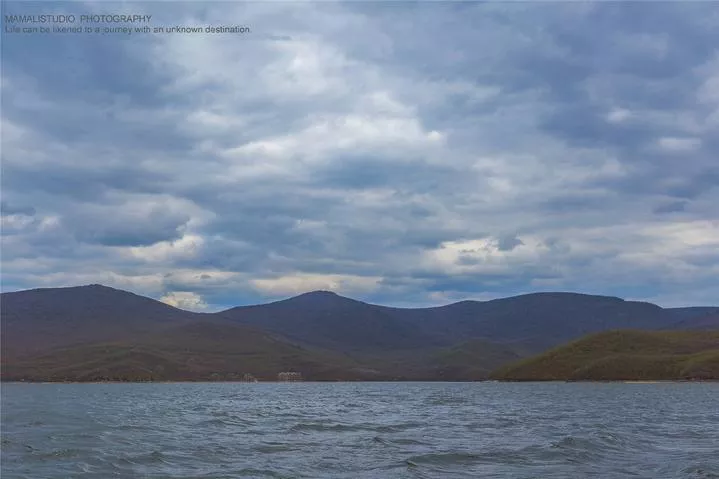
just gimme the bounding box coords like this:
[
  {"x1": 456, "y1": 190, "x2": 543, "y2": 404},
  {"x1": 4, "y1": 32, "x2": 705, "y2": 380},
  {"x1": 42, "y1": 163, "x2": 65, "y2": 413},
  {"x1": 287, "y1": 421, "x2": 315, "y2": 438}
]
[
  {"x1": 216, "y1": 291, "x2": 441, "y2": 352},
  {"x1": 427, "y1": 339, "x2": 527, "y2": 380},
  {"x1": 339, "y1": 339, "x2": 530, "y2": 382},
  {"x1": 490, "y1": 330, "x2": 719, "y2": 381},
  {"x1": 670, "y1": 311, "x2": 719, "y2": 330},
  {"x1": 2, "y1": 284, "x2": 717, "y2": 382},
  {"x1": 397, "y1": 293, "x2": 674, "y2": 347},
  {"x1": 1, "y1": 284, "x2": 201, "y2": 358},
  {"x1": 1, "y1": 285, "x2": 390, "y2": 381},
  {"x1": 665, "y1": 306, "x2": 719, "y2": 322},
  {"x1": 219, "y1": 291, "x2": 697, "y2": 353}
]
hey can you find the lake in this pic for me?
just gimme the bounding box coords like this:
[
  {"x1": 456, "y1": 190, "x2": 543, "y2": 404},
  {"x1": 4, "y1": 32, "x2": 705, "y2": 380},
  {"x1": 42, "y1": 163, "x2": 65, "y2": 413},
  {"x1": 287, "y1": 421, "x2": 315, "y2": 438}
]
[{"x1": 1, "y1": 382, "x2": 718, "y2": 478}]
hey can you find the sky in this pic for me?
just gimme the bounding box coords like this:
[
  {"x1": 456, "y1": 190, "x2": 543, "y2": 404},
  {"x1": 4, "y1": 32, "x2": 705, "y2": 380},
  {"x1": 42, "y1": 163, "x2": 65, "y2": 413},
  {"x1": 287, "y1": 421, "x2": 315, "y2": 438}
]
[{"x1": 1, "y1": 1, "x2": 718, "y2": 311}]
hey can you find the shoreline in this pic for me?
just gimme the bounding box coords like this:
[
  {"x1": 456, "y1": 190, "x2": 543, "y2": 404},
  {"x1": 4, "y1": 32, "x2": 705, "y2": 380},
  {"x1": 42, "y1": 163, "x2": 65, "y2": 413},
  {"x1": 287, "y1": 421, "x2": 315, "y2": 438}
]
[{"x1": 2, "y1": 379, "x2": 718, "y2": 384}]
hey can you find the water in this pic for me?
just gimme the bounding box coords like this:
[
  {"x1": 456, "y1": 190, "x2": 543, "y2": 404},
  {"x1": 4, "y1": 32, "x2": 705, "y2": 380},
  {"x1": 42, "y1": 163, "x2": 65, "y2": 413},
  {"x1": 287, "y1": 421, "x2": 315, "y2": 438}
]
[{"x1": 1, "y1": 382, "x2": 718, "y2": 478}]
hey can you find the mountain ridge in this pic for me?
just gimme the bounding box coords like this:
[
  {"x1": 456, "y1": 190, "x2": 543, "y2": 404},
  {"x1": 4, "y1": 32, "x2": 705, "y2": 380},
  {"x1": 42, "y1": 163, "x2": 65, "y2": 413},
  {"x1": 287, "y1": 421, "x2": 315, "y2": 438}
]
[
  {"x1": 6, "y1": 283, "x2": 713, "y2": 313},
  {"x1": 2, "y1": 284, "x2": 717, "y2": 382}
]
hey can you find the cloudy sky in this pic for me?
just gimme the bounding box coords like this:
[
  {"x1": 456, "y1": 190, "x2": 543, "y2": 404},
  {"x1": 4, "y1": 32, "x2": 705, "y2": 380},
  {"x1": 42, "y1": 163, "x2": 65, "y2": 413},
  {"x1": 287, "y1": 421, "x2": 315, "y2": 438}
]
[{"x1": 2, "y1": 2, "x2": 718, "y2": 311}]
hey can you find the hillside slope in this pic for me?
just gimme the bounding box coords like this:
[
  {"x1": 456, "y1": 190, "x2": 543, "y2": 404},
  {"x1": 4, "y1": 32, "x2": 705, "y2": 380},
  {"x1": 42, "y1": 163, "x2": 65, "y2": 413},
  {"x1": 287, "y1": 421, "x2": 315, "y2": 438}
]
[
  {"x1": 1, "y1": 284, "x2": 202, "y2": 358},
  {"x1": 671, "y1": 312, "x2": 719, "y2": 330},
  {"x1": 490, "y1": 330, "x2": 719, "y2": 381},
  {"x1": 217, "y1": 291, "x2": 440, "y2": 352},
  {"x1": 1, "y1": 320, "x2": 372, "y2": 382}
]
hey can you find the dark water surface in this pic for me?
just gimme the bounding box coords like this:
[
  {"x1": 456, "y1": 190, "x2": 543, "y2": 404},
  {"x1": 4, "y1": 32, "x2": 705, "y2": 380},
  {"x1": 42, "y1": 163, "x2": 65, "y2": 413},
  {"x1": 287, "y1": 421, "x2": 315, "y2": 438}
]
[{"x1": 1, "y1": 382, "x2": 718, "y2": 478}]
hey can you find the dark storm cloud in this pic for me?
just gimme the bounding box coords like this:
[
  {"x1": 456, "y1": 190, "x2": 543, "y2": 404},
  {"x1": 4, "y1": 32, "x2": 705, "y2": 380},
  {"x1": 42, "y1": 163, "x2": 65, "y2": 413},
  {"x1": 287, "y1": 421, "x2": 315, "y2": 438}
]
[
  {"x1": 538, "y1": 194, "x2": 611, "y2": 214},
  {"x1": 2, "y1": 1, "x2": 718, "y2": 308},
  {"x1": 4, "y1": 163, "x2": 168, "y2": 201},
  {"x1": 0, "y1": 201, "x2": 36, "y2": 217},
  {"x1": 312, "y1": 156, "x2": 457, "y2": 191},
  {"x1": 589, "y1": 166, "x2": 719, "y2": 200},
  {"x1": 496, "y1": 235, "x2": 524, "y2": 252},
  {"x1": 653, "y1": 201, "x2": 688, "y2": 214},
  {"x1": 70, "y1": 214, "x2": 189, "y2": 247}
]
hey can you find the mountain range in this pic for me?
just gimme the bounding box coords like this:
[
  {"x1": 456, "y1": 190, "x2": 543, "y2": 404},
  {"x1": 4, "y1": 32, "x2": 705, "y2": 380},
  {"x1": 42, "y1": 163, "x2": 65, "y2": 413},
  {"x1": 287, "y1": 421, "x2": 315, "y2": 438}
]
[{"x1": 1, "y1": 284, "x2": 717, "y2": 381}]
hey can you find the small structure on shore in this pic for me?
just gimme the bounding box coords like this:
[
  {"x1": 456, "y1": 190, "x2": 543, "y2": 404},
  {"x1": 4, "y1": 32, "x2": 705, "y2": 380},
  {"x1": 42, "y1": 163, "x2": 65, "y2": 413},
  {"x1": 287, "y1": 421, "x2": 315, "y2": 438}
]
[
  {"x1": 277, "y1": 371, "x2": 303, "y2": 382},
  {"x1": 241, "y1": 373, "x2": 258, "y2": 383}
]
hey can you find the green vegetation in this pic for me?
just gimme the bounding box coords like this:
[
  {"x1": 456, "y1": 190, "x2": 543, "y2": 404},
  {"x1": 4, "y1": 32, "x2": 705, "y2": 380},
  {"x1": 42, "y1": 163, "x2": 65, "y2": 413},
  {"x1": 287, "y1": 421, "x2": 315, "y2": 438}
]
[
  {"x1": 1, "y1": 322, "x2": 530, "y2": 382},
  {"x1": 6, "y1": 328, "x2": 719, "y2": 382},
  {"x1": 490, "y1": 330, "x2": 719, "y2": 381},
  {"x1": 1, "y1": 321, "x2": 367, "y2": 382},
  {"x1": 343, "y1": 339, "x2": 526, "y2": 381},
  {"x1": 429, "y1": 339, "x2": 525, "y2": 380}
]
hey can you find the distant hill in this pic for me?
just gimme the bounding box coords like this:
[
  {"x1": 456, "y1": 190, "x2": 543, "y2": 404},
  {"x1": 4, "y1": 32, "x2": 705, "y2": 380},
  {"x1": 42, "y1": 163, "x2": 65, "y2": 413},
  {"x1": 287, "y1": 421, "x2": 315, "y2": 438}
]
[
  {"x1": 341, "y1": 339, "x2": 529, "y2": 382},
  {"x1": 665, "y1": 306, "x2": 719, "y2": 323},
  {"x1": 1, "y1": 320, "x2": 370, "y2": 382},
  {"x1": 1, "y1": 284, "x2": 202, "y2": 358},
  {"x1": 216, "y1": 291, "x2": 441, "y2": 352},
  {"x1": 670, "y1": 311, "x2": 719, "y2": 330},
  {"x1": 428, "y1": 339, "x2": 527, "y2": 380},
  {"x1": 219, "y1": 291, "x2": 702, "y2": 353},
  {"x1": 399, "y1": 293, "x2": 677, "y2": 348},
  {"x1": 490, "y1": 330, "x2": 719, "y2": 381},
  {"x1": 2, "y1": 284, "x2": 717, "y2": 381}
]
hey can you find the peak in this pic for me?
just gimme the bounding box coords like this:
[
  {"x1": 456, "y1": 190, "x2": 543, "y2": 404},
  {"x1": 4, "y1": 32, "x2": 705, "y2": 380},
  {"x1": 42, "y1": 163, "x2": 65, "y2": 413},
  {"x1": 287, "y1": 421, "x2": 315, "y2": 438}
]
[
  {"x1": 7, "y1": 283, "x2": 116, "y2": 294},
  {"x1": 284, "y1": 290, "x2": 353, "y2": 304},
  {"x1": 290, "y1": 290, "x2": 344, "y2": 301},
  {"x1": 304, "y1": 290, "x2": 339, "y2": 296},
  {"x1": 511, "y1": 292, "x2": 625, "y2": 302},
  {"x1": 76, "y1": 284, "x2": 123, "y2": 293}
]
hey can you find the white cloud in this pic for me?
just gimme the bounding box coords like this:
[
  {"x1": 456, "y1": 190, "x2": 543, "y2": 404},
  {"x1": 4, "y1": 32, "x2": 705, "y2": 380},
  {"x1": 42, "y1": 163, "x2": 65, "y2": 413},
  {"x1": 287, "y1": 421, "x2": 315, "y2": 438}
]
[
  {"x1": 124, "y1": 234, "x2": 204, "y2": 263},
  {"x1": 160, "y1": 291, "x2": 209, "y2": 311},
  {"x1": 421, "y1": 236, "x2": 548, "y2": 275},
  {"x1": 250, "y1": 273, "x2": 381, "y2": 296},
  {"x1": 1, "y1": 214, "x2": 35, "y2": 231},
  {"x1": 606, "y1": 108, "x2": 632, "y2": 124},
  {"x1": 657, "y1": 137, "x2": 702, "y2": 152}
]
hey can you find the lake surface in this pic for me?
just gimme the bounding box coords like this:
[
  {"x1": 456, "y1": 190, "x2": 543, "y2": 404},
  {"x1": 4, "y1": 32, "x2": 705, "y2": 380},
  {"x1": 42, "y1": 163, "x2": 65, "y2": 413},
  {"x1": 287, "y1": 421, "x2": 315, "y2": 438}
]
[{"x1": 1, "y1": 382, "x2": 718, "y2": 478}]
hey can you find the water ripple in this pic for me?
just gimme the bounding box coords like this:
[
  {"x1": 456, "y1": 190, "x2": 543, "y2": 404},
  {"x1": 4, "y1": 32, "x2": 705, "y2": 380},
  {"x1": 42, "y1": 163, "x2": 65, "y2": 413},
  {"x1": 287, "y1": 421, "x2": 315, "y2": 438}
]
[{"x1": 1, "y1": 382, "x2": 718, "y2": 478}]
